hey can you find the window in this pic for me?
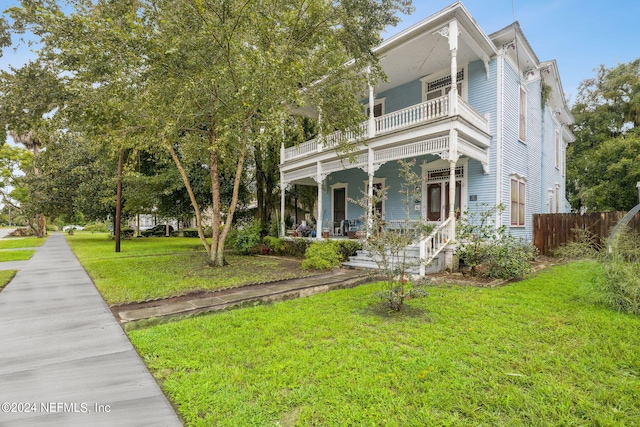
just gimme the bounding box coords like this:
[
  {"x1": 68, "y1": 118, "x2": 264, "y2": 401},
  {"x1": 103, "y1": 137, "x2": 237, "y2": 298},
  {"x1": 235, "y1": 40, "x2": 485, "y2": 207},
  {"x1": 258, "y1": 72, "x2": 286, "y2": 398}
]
[
  {"x1": 519, "y1": 86, "x2": 527, "y2": 141},
  {"x1": 367, "y1": 103, "x2": 383, "y2": 118},
  {"x1": 555, "y1": 130, "x2": 561, "y2": 168},
  {"x1": 562, "y1": 147, "x2": 566, "y2": 177},
  {"x1": 364, "y1": 98, "x2": 385, "y2": 118},
  {"x1": 422, "y1": 70, "x2": 465, "y2": 102},
  {"x1": 510, "y1": 178, "x2": 526, "y2": 226}
]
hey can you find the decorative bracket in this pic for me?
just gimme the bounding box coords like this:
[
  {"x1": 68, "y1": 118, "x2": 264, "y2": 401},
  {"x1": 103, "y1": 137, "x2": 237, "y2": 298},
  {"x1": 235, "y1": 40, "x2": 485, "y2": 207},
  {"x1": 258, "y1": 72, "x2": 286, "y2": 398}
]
[
  {"x1": 313, "y1": 173, "x2": 328, "y2": 184},
  {"x1": 483, "y1": 58, "x2": 490, "y2": 80},
  {"x1": 359, "y1": 162, "x2": 384, "y2": 175},
  {"x1": 433, "y1": 25, "x2": 461, "y2": 40},
  {"x1": 437, "y1": 151, "x2": 460, "y2": 163},
  {"x1": 502, "y1": 40, "x2": 516, "y2": 51},
  {"x1": 523, "y1": 68, "x2": 536, "y2": 80},
  {"x1": 280, "y1": 182, "x2": 291, "y2": 191},
  {"x1": 481, "y1": 161, "x2": 489, "y2": 175}
]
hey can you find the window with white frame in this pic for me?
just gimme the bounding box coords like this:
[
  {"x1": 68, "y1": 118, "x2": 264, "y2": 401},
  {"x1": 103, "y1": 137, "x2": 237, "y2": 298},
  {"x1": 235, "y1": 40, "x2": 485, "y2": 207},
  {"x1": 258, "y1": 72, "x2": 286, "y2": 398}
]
[
  {"x1": 555, "y1": 129, "x2": 561, "y2": 168},
  {"x1": 510, "y1": 176, "x2": 526, "y2": 226},
  {"x1": 421, "y1": 70, "x2": 465, "y2": 102},
  {"x1": 364, "y1": 98, "x2": 385, "y2": 118},
  {"x1": 519, "y1": 86, "x2": 527, "y2": 141}
]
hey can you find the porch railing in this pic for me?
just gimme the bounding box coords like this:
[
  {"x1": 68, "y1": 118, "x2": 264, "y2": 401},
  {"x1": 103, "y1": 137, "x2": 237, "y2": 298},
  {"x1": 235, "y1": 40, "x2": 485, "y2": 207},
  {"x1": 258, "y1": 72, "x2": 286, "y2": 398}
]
[
  {"x1": 458, "y1": 98, "x2": 489, "y2": 133},
  {"x1": 417, "y1": 217, "x2": 453, "y2": 277},
  {"x1": 375, "y1": 96, "x2": 448, "y2": 134},
  {"x1": 283, "y1": 94, "x2": 487, "y2": 162}
]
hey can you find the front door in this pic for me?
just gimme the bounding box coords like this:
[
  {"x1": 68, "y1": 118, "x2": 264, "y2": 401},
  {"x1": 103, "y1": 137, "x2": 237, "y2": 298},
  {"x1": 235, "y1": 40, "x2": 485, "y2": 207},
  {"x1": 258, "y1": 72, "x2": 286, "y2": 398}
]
[
  {"x1": 426, "y1": 181, "x2": 461, "y2": 222},
  {"x1": 427, "y1": 183, "x2": 442, "y2": 221},
  {"x1": 333, "y1": 187, "x2": 346, "y2": 227}
]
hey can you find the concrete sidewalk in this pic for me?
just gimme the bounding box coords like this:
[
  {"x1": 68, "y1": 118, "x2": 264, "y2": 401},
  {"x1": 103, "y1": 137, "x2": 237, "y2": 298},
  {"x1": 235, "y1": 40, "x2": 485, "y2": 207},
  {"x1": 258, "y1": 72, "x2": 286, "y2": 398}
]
[
  {"x1": 0, "y1": 233, "x2": 182, "y2": 426},
  {"x1": 117, "y1": 268, "x2": 371, "y2": 325}
]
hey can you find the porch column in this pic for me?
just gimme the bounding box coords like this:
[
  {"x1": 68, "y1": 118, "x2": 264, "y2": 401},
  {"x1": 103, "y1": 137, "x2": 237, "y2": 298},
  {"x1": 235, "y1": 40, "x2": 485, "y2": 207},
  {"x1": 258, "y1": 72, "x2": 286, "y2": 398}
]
[
  {"x1": 367, "y1": 147, "x2": 374, "y2": 238},
  {"x1": 280, "y1": 173, "x2": 289, "y2": 238},
  {"x1": 448, "y1": 20, "x2": 459, "y2": 116},
  {"x1": 448, "y1": 128, "x2": 459, "y2": 236},
  {"x1": 316, "y1": 161, "x2": 325, "y2": 239},
  {"x1": 368, "y1": 68, "x2": 376, "y2": 138}
]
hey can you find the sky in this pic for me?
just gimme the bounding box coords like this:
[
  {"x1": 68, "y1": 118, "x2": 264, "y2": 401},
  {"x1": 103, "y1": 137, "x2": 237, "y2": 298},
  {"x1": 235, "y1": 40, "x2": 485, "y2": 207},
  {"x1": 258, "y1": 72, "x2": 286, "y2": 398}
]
[{"x1": 1, "y1": 0, "x2": 639, "y2": 105}]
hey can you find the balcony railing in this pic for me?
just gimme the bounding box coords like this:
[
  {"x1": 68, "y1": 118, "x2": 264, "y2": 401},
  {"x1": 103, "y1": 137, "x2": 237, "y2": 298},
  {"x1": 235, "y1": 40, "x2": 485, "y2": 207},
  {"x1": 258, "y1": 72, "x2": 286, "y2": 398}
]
[
  {"x1": 375, "y1": 96, "x2": 448, "y2": 134},
  {"x1": 283, "y1": 94, "x2": 486, "y2": 163}
]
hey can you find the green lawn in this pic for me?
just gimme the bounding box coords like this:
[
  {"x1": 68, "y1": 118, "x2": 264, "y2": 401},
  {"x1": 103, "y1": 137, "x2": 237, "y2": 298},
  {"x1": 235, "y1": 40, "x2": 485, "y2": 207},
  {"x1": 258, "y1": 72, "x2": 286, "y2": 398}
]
[
  {"x1": 0, "y1": 250, "x2": 35, "y2": 262},
  {"x1": 0, "y1": 236, "x2": 46, "y2": 249},
  {"x1": 0, "y1": 270, "x2": 17, "y2": 291},
  {"x1": 129, "y1": 261, "x2": 640, "y2": 426},
  {"x1": 66, "y1": 232, "x2": 307, "y2": 305}
]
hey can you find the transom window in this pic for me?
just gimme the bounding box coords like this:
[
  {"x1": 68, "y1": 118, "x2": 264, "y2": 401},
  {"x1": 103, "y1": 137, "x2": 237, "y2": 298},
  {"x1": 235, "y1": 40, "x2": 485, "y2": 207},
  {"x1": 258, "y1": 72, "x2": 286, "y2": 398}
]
[{"x1": 423, "y1": 70, "x2": 464, "y2": 101}]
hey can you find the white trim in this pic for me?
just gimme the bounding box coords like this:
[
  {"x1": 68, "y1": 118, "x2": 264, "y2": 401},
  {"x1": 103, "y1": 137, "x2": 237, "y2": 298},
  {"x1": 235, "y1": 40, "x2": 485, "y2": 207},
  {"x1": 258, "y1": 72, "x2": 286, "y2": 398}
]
[
  {"x1": 496, "y1": 53, "x2": 504, "y2": 228},
  {"x1": 330, "y1": 182, "x2": 348, "y2": 228},
  {"x1": 555, "y1": 128, "x2": 561, "y2": 169}
]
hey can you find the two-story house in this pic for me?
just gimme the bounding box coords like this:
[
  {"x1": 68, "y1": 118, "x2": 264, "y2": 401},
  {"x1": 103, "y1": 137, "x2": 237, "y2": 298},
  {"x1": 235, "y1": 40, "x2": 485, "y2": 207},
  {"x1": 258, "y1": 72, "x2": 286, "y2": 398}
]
[{"x1": 278, "y1": 1, "x2": 574, "y2": 273}]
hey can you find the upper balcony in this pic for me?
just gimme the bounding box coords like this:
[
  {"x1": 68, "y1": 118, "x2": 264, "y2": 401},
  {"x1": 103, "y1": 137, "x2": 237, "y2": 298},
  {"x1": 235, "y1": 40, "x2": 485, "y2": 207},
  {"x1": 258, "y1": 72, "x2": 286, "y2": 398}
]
[
  {"x1": 281, "y1": 92, "x2": 490, "y2": 166},
  {"x1": 279, "y1": 4, "x2": 498, "y2": 182}
]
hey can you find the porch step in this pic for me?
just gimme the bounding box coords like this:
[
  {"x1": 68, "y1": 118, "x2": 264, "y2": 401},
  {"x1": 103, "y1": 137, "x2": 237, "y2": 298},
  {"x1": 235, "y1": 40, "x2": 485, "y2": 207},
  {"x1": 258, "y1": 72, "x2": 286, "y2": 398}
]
[{"x1": 343, "y1": 248, "x2": 445, "y2": 275}]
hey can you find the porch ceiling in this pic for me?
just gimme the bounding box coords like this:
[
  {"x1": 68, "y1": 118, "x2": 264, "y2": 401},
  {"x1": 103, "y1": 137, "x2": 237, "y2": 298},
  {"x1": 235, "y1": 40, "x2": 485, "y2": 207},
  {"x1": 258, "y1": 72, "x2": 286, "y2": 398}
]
[{"x1": 374, "y1": 3, "x2": 497, "y2": 93}]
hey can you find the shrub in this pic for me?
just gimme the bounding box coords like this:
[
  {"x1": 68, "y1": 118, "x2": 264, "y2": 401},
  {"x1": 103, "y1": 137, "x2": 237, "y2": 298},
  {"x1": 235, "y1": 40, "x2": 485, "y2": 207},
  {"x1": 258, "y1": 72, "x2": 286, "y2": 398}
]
[
  {"x1": 263, "y1": 236, "x2": 286, "y2": 255},
  {"x1": 302, "y1": 241, "x2": 342, "y2": 270},
  {"x1": 457, "y1": 204, "x2": 537, "y2": 280},
  {"x1": 232, "y1": 220, "x2": 262, "y2": 254},
  {"x1": 555, "y1": 227, "x2": 603, "y2": 260},
  {"x1": 335, "y1": 240, "x2": 362, "y2": 261},
  {"x1": 596, "y1": 227, "x2": 640, "y2": 314},
  {"x1": 374, "y1": 280, "x2": 429, "y2": 312},
  {"x1": 84, "y1": 221, "x2": 110, "y2": 233},
  {"x1": 183, "y1": 228, "x2": 199, "y2": 238},
  {"x1": 486, "y1": 236, "x2": 537, "y2": 280}
]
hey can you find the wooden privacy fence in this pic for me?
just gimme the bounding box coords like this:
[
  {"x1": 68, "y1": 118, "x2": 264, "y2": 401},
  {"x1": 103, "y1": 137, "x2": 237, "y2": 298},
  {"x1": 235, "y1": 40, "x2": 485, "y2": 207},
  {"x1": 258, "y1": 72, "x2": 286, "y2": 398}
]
[{"x1": 532, "y1": 211, "x2": 640, "y2": 256}]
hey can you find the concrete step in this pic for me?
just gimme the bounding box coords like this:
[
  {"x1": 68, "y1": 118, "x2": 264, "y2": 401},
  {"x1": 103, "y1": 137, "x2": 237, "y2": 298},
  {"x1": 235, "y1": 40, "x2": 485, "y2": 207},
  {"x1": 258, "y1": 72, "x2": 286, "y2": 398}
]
[{"x1": 345, "y1": 247, "x2": 446, "y2": 274}]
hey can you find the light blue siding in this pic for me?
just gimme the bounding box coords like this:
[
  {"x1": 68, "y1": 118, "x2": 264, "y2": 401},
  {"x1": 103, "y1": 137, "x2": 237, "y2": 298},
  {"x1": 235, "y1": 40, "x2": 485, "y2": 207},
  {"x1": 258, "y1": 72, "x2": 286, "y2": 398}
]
[
  {"x1": 466, "y1": 59, "x2": 498, "y2": 217},
  {"x1": 375, "y1": 79, "x2": 423, "y2": 114},
  {"x1": 322, "y1": 160, "x2": 426, "y2": 226}
]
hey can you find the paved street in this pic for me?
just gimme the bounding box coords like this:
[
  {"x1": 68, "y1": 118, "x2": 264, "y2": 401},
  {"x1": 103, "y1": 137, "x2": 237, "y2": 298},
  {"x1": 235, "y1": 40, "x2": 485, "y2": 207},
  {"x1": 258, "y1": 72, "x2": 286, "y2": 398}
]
[{"x1": 0, "y1": 233, "x2": 182, "y2": 426}]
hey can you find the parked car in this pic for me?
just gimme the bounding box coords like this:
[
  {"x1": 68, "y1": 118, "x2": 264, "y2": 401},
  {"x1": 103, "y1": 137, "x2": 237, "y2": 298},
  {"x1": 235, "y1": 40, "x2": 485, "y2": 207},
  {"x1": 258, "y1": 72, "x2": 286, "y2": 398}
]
[
  {"x1": 141, "y1": 224, "x2": 174, "y2": 237},
  {"x1": 62, "y1": 225, "x2": 84, "y2": 232}
]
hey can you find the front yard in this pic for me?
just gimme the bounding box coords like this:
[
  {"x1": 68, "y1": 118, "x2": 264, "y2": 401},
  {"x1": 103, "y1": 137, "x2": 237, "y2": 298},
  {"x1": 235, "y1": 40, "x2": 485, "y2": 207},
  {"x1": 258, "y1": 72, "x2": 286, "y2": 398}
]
[
  {"x1": 66, "y1": 233, "x2": 309, "y2": 304},
  {"x1": 128, "y1": 261, "x2": 640, "y2": 426}
]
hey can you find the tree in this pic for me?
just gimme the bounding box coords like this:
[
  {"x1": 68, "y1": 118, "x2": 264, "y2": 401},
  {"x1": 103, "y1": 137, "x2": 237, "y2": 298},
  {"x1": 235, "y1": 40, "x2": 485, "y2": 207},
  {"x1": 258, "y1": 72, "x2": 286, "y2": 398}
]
[
  {"x1": 8, "y1": 0, "x2": 413, "y2": 265},
  {"x1": 137, "y1": 0, "x2": 412, "y2": 266},
  {"x1": 0, "y1": 61, "x2": 65, "y2": 237},
  {"x1": 27, "y1": 133, "x2": 116, "y2": 222},
  {"x1": 568, "y1": 59, "x2": 640, "y2": 211},
  {"x1": 0, "y1": 144, "x2": 32, "y2": 226}
]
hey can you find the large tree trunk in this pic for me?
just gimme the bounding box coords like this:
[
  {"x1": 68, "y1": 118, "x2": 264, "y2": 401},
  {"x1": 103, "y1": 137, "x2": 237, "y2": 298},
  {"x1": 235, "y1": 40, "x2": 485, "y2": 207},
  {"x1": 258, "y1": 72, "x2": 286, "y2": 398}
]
[
  {"x1": 213, "y1": 136, "x2": 247, "y2": 267},
  {"x1": 115, "y1": 149, "x2": 123, "y2": 252},
  {"x1": 209, "y1": 138, "x2": 222, "y2": 266},
  {"x1": 167, "y1": 143, "x2": 211, "y2": 255},
  {"x1": 255, "y1": 145, "x2": 265, "y2": 228},
  {"x1": 32, "y1": 143, "x2": 46, "y2": 238}
]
